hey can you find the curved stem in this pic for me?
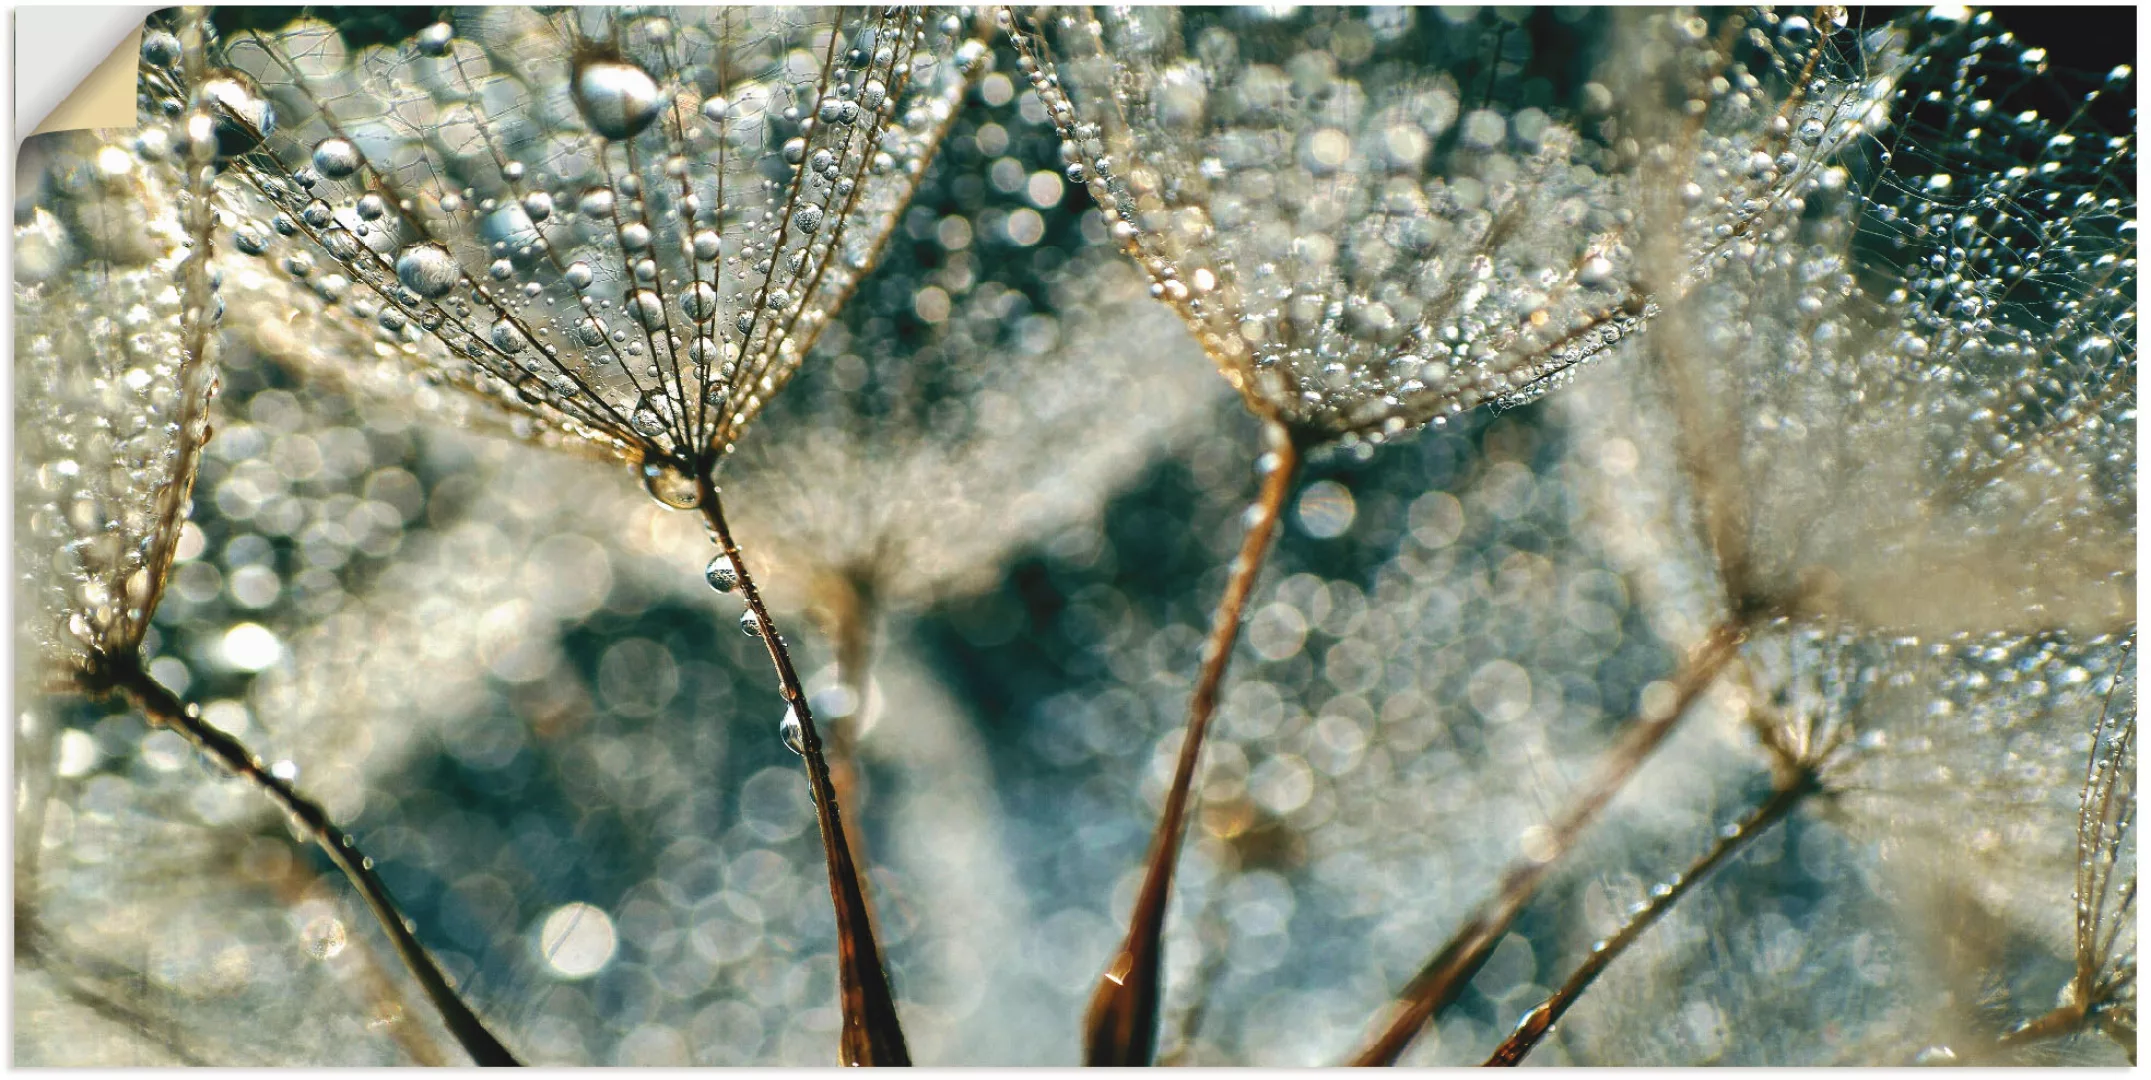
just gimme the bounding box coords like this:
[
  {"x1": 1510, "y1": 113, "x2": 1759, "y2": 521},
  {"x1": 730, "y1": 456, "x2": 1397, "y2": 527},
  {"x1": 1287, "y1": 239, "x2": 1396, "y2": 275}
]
[
  {"x1": 104, "y1": 653, "x2": 520, "y2": 1066},
  {"x1": 1346, "y1": 620, "x2": 1746, "y2": 1066},
  {"x1": 1083, "y1": 422, "x2": 1300, "y2": 1065},
  {"x1": 696, "y1": 474, "x2": 909, "y2": 1066},
  {"x1": 1486, "y1": 769, "x2": 1817, "y2": 1066}
]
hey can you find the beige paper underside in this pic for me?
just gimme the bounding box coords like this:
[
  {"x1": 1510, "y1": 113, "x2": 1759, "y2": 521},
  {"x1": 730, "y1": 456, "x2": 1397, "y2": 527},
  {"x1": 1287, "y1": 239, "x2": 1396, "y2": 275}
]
[{"x1": 30, "y1": 25, "x2": 140, "y2": 137}]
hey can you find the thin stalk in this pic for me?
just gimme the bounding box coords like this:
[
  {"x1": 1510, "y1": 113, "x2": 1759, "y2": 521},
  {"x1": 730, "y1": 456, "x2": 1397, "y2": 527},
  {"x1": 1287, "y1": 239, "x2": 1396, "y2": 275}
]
[
  {"x1": 1082, "y1": 421, "x2": 1300, "y2": 1066},
  {"x1": 102, "y1": 653, "x2": 520, "y2": 1067},
  {"x1": 696, "y1": 473, "x2": 909, "y2": 1066},
  {"x1": 258, "y1": 831, "x2": 450, "y2": 1066},
  {"x1": 1346, "y1": 620, "x2": 1746, "y2": 1066},
  {"x1": 1485, "y1": 769, "x2": 1819, "y2": 1066}
]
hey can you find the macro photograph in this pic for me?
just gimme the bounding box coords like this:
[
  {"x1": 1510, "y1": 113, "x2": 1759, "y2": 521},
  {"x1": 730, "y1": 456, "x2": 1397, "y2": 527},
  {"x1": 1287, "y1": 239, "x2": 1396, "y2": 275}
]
[{"x1": 10, "y1": 4, "x2": 2136, "y2": 1067}]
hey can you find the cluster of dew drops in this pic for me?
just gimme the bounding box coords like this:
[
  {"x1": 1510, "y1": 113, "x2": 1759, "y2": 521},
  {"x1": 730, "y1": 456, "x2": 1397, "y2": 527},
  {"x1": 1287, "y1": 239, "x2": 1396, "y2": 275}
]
[{"x1": 700, "y1": 545, "x2": 803, "y2": 757}]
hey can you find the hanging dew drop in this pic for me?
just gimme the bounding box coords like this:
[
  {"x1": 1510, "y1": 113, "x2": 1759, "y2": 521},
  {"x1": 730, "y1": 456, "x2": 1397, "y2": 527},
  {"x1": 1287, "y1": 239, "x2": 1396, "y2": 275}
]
[
  {"x1": 628, "y1": 289, "x2": 665, "y2": 328},
  {"x1": 574, "y1": 60, "x2": 662, "y2": 140},
  {"x1": 778, "y1": 706, "x2": 804, "y2": 756},
  {"x1": 415, "y1": 21, "x2": 453, "y2": 56},
  {"x1": 640, "y1": 461, "x2": 700, "y2": 509},
  {"x1": 704, "y1": 554, "x2": 739, "y2": 593},
  {"x1": 681, "y1": 281, "x2": 719, "y2": 321},
  {"x1": 394, "y1": 243, "x2": 459, "y2": 299},
  {"x1": 311, "y1": 137, "x2": 361, "y2": 179},
  {"x1": 740, "y1": 610, "x2": 764, "y2": 638}
]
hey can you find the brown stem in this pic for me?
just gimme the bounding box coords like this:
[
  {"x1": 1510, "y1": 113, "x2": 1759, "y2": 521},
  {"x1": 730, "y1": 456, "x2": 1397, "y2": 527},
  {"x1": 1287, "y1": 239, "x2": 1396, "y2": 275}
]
[
  {"x1": 696, "y1": 474, "x2": 909, "y2": 1066},
  {"x1": 102, "y1": 653, "x2": 521, "y2": 1066},
  {"x1": 1082, "y1": 422, "x2": 1300, "y2": 1065},
  {"x1": 1346, "y1": 620, "x2": 1747, "y2": 1066},
  {"x1": 1486, "y1": 769, "x2": 1818, "y2": 1066}
]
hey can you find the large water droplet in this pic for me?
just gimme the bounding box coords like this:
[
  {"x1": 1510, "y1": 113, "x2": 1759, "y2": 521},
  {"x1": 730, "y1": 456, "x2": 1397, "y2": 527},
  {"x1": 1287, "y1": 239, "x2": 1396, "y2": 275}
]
[
  {"x1": 415, "y1": 21, "x2": 454, "y2": 56},
  {"x1": 779, "y1": 706, "x2": 804, "y2": 755},
  {"x1": 704, "y1": 554, "x2": 738, "y2": 593},
  {"x1": 681, "y1": 282, "x2": 719, "y2": 321},
  {"x1": 575, "y1": 60, "x2": 662, "y2": 140},
  {"x1": 641, "y1": 461, "x2": 700, "y2": 509},
  {"x1": 394, "y1": 243, "x2": 459, "y2": 299},
  {"x1": 490, "y1": 319, "x2": 528, "y2": 353},
  {"x1": 311, "y1": 137, "x2": 361, "y2": 179},
  {"x1": 141, "y1": 30, "x2": 182, "y2": 68},
  {"x1": 628, "y1": 289, "x2": 666, "y2": 328},
  {"x1": 740, "y1": 610, "x2": 764, "y2": 638}
]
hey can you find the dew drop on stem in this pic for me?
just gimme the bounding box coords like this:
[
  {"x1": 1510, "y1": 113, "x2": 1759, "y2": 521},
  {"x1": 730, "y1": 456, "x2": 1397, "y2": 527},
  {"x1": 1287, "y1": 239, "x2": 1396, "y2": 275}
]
[
  {"x1": 704, "y1": 554, "x2": 739, "y2": 593},
  {"x1": 779, "y1": 706, "x2": 804, "y2": 756},
  {"x1": 640, "y1": 462, "x2": 700, "y2": 509}
]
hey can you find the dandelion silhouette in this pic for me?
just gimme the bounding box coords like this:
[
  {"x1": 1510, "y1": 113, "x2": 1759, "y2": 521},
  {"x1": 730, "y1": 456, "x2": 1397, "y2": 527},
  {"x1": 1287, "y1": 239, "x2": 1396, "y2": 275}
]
[
  {"x1": 16, "y1": 15, "x2": 517, "y2": 1065},
  {"x1": 205, "y1": 7, "x2": 991, "y2": 1061}
]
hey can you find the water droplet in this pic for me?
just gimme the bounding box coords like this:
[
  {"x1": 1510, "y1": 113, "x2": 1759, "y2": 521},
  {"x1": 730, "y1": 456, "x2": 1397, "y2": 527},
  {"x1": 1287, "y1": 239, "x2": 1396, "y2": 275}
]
[
  {"x1": 415, "y1": 22, "x2": 454, "y2": 56},
  {"x1": 565, "y1": 261, "x2": 594, "y2": 289},
  {"x1": 793, "y1": 205, "x2": 824, "y2": 232},
  {"x1": 575, "y1": 60, "x2": 662, "y2": 140},
  {"x1": 779, "y1": 706, "x2": 804, "y2": 755},
  {"x1": 490, "y1": 319, "x2": 528, "y2": 353},
  {"x1": 311, "y1": 137, "x2": 361, "y2": 179},
  {"x1": 394, "y1": 243, "x2": 460, "y2": 299},
  {"x1": 141, "y1": 31, "x2": 182, "y2": 68},
  {"x1": 704, "y1": 554, "x2": 739, "y2": 593},
  {"x1": 578, "y1": 188, "x2": 615, "y2": 219},
  {"x1": 740, "y1": 610, "x2": 764, "y2": 638},
  {"x1": 640, "y1": 461, "x2": 700, "y2": 509},
  {"x1": 681, "y1": 281, "x2": 719, "y2": 321},
  {"x1": 628, "y1": 289, "x2": 666, "y2": 328}
]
